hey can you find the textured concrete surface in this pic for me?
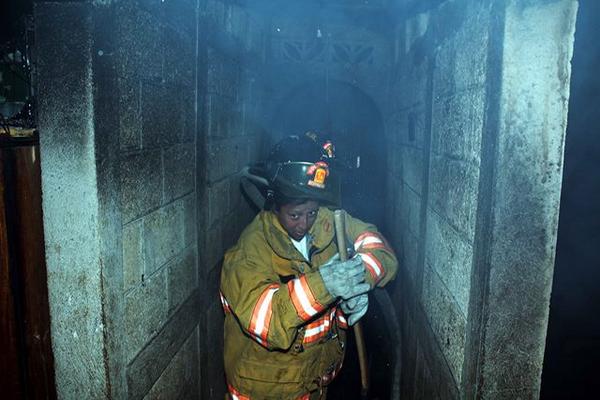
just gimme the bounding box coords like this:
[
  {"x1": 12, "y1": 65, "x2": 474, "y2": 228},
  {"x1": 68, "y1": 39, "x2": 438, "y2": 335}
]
[
  {"x1": 425, "y1": 211, "x2": 473, "y2": 316},
  {"x1": 167, "y1": 247, "x2": 198, "y2": 314},
  {"x1": 115, "y1": 0, "x2": 207, "y2": 396},
  {"x1": 144, "y1": 329, "x2": 200, "y2": 400},
  {"x1": 127, "y1": 292, "x2": 202, "y2": 400},
  {"x1": 428, "y1": 154, "x2": 480, "y2": 239},
  {"x1": 164, "y1": 144, "x2": 195, "y2": 202},
  {"x1": 124, "y1": 272, "x2": 168, "y2": 364},
  {"x1": 123, "y1": 219, "x2": 144, "y2": 293},
  {"x1": 197, "y1": 2, "x2": 268, "y2": 398},
  {"x1": 112, "y1": 2, "x2": 203, "y2": 392},
  {"x1": 421, "y1": 263, "x2": 467, "y2": 383},
  {"x1": 384, "y1": 0, "x2": 578, "y2": 398},
  {"x1": 36, "y1": 0, "x2": 210, "y2": 398},
  {"x1": 473, "y1": 1, "x2": 578, "y2": 398},
  {"x1": 36, "y1": 2, "x2": 125, "y2": 398},
  {"x1": 143, "y1": 199, "x2": 188, "y2": 275},
  {"x1": 121, "y1": 150, "x2": 162, "y2": 223}
]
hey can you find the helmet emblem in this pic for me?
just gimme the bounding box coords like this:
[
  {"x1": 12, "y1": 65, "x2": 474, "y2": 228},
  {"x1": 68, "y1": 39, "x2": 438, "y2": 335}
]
[
  {"x1": 307, "y1": 161, "x2": 329, "y2": 189},
  {"x1": 322, "y1": 141, "x2": 335, "y2": 158}
]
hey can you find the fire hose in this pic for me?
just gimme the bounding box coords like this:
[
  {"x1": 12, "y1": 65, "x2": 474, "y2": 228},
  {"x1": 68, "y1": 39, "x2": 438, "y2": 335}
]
[{"x1": 334, "y1": 209, "x2": 369, "y2": 399}]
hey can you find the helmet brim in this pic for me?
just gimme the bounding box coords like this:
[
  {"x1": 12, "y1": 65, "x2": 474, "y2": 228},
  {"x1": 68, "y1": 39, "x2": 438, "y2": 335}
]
[
  {"x1": 273, "y1": 176, "x2": 340, "y2": 206},
  {"x1": 271, "y1": 162, "x2": 340, "y2": 206}
]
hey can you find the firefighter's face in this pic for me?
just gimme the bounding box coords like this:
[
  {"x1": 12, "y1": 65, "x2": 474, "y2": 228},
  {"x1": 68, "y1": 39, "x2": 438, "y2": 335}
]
[{"x1": 275, "y1": 200, "x2": 319, "y2": 241}]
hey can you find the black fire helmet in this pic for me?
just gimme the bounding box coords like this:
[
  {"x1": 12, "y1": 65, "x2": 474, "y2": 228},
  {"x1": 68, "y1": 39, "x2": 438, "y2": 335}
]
[{"x1": 249, "y1": 133, "x2": 341, "y2": 207}]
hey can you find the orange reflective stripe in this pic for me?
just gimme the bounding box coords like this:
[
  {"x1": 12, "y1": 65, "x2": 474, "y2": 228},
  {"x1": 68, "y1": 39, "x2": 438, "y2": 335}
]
[
  {"x1": 303, "y1": 317, "x2": 327, "y2": 344},
  {"x1": 229, "y1": 383, "x2": 309, "y2": 399},
  {"x1": 227, "y1": 384, "x2": 251, "y2": 400},
  {"x1": 336, "y1": 307, "x2": 348, "y2": 329},
  {"x1": 288, "y1": 275, "x2": 325, "y2": 321},
  {"x1": 303, "y1": 308, "x2": 335, "y2": 344},
  {"x1": 360, "y1": 252, "x2": 384, "y2": 283},
  {"x1": 220, "y1": 291, "x2": 232, "y2": 313},
  {"x1": 354, "y1": 231, "x2": 386, "y2": 251},
  {"x1": 248, "y1": 284, "x2": 279, "y2": 346}
]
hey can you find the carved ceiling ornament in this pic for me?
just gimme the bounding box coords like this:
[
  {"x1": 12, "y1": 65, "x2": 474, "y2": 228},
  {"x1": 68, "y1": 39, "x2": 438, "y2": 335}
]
[{"x1": 280, "y1": 39, "x2": 376, "y2": 66}]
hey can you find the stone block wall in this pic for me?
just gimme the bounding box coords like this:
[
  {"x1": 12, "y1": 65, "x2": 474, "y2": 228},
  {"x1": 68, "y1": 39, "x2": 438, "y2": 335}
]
[
  {"x1": 384, "y1": 0, "x2": 577, "y2": 398},
  {"x1": 384, "y1": 2, "x2": 491, "y2": 396},
  {"x1": 198, "y1": 1, "x2": 267, "y2": 399},
  {"x1": 36, "y1": 0, "x2": 267, "y2": 398},
  {"x1": 115, "y1": 1, "x2": 200, "y2": 398}
]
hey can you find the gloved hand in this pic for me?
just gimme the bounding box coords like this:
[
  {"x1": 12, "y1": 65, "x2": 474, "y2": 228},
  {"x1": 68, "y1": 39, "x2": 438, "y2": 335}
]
[
  {"x1": 340, "y1": 293, "x2": 369, "y2": 326},
  {"x1": 320, "y1": 254, "x2": 369, "y2": 300}
]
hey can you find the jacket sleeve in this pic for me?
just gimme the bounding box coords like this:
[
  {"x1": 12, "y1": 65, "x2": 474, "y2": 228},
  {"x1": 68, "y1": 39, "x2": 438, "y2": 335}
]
[
  {"x1": 344, "y1": 212, "x2": 398, "y2": 289},
  {"x1": 220, "y1": 232, "x2": 336, "y2": 351}
]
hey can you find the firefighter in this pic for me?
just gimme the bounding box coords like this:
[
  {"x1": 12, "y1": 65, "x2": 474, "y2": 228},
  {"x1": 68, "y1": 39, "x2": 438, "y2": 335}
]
[{"x1": 220, "y1": 133, "x2": 398, "y2": 400}]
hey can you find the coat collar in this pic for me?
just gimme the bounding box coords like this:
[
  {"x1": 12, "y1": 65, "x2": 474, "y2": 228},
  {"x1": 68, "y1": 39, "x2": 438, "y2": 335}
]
[{"x1": 261, "y1": 207, "x2": 335, "y2": 261}]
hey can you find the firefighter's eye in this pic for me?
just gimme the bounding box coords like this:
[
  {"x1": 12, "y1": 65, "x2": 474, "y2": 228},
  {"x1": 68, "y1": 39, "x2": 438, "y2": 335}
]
[{"x1": 307, "y1": 210, "x2": 318, "y2": 218}]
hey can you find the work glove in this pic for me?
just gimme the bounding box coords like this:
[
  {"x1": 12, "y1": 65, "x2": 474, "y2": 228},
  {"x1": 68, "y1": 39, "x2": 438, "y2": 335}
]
[
  {"x1": 340, "y1": 293, "x2": 369, "y2": 326},
  {"x1": 320, "y1": 254, "x2": 370, "y2": 300}
]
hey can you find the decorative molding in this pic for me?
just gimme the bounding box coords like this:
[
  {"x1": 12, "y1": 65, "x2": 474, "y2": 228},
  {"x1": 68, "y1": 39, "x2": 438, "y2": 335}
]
[{"x1": 277, "y1": 38, "x2": 378, "y2": 66}]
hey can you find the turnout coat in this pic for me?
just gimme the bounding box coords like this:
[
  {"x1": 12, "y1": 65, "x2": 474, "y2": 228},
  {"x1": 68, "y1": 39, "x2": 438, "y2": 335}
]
[{"x1": 220, "y1": 207, "x2": 397, "y2": 399}]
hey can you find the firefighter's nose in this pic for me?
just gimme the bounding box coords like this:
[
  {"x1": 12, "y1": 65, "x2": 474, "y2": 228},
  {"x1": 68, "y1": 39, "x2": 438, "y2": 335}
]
[{"x1": 298, "y1": 217, "x2": 308, "y2": 231}]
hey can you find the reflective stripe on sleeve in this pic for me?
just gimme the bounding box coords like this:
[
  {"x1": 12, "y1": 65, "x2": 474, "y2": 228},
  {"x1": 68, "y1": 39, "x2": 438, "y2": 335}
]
[
  {"x1": 227, "y1": 384, "x2": 251, "y2": 400},
  {"x1": 336, "y1": 308, "x2": 348, "y2": 329},
  {"x1": 303, "y1": 317, "x2": 330, "y2": 344},
  {"x1": 354, "y1": 231, "x2": 386, "y2": 251},
  {"x1": 288, "y1": 275, "x2": 325, "y2": 321},
  {"x1": 220, "y1": 291, "x2": 232, "y2": 313},
  {"x1": 359, "y1": 252, "x2": 384, "y2": 283},
  {"x1": 303, "y1": 308, "x2": 336, "y2": 344},
  {"x1": 248, "y1": 284, "x2": 279, "y2": 346},
  {"x1": 229, "y1": 382, "x2": 309, "y2": 399}
]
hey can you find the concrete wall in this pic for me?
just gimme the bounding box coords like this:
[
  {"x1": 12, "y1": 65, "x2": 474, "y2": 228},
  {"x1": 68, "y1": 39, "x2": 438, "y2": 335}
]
[
  {"x1": 116, "y1": 1, "x2": 200, "y2": 398},
  {"x1": 198, "y1": 1, "x2": 267, "y2": 398},
  {"x1": 36, "y1": 0, "x2": 266, "y2": 398},
  {"x1": 385, "y1": 0, "x2": 578, "y2": 398},
  {"x1": 36, "y1": 2, "x2": 126, "y2": 397}
]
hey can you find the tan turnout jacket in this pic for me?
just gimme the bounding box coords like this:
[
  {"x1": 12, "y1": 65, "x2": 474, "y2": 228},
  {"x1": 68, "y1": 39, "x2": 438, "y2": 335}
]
[{"x1": 220, "y1": 207, "x2": 397, "y2": 399}]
